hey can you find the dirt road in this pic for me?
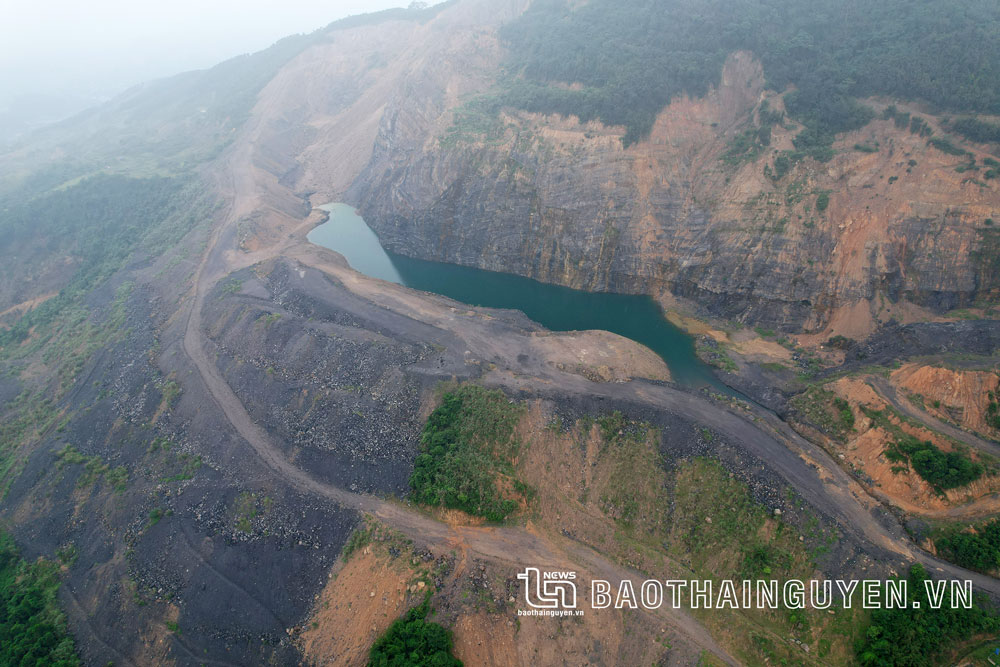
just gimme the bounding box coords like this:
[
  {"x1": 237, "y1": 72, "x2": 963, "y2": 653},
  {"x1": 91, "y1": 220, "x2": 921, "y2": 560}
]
[
  {"x1": 868, "y1": 375, "x2": 1000, "y2": 459},
  {"x1": 179, "y1": 149, "x2": 740, "y2": 662},
  {"x1": 175, "y1": 119, "x2": 1000, "y2": 665}
]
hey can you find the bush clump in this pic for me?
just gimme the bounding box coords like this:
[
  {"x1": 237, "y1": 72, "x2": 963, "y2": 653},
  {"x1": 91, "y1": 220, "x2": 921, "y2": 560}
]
[
  {"x1": 987, "y1": 391, "x2": 1000, "y2": 430},
  {"x1": 368, "y1": 599, "x2": 462, "y2": 667},
  {"x1": 886, "y1": 435, "x2": 983, "y2": 491},
  {"x1": 833, "y1": 397, "x2": 855, "y2": 430}
]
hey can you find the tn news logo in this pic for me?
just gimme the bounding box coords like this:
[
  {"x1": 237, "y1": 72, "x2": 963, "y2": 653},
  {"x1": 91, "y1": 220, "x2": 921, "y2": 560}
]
[{"x1": 518, "y1": 567, "x2": 577, "y2": 609}]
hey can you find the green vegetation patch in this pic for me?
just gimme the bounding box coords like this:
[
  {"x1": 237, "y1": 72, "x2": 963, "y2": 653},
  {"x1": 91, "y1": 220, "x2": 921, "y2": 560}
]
[
  {"x1": 988, "y1": 391, "x2": 1000, "y2": 431},
  {"x1": 857, "y1": 563, "x2": 999, "y2": 665},
  {"x1": 928, "y1": 136, "x2": 970, "y2": 156},
  {"x1": 409, "y1": 385, "x2": 528, "y2": 522},
  {"x1": 368, "y1": 598, "x2": 461, "y2": 667},
  {"x1": 232, "y1": 492, "x2": 273, "y2": 533},
  {"x1": 884, "y1": 434, "x2": 983, "y2": 491},
  {"x1": 669, "y1": 458, "x2": 811, "y2": 578},
  {"x1": 833, "y1": 397, "x2": 855, "y2": 430},
  {"x1": 0, "y1": 175, "x2": 214, "y2": 497},
  {"x1": 815, "y1": 191, "x2": 830, "y2": 212},
  {"x1": 950, "y1": 116, "x2": 1000, "y2": 144},
  {"x1": 55, "y1": 444, "x2": 128, "y2": 493},
  {"x1": 790, "y1": 386, "x2": 855, "y2": 442},
  {"x1": 722, "y1": 126, "x2": 770, "y2": 165},
  {"x1": 934, "y1": 519, "x2": 1000, "y2": 574},
  {"x1": 669, "y1": 458, "x2": 859, "y2": 662},
  {"x1": 0, "y1": 175, "x2": 186, "y2": 349},
  {"x1": 496, "y1": 0, "x2": 1000, "y2": 151},
  {"x1": 592, "y1": 413, "x2": 668, "y2": 533},
  {"x1": 0, "y1": 531, "x2": 79, "y2": 666}
]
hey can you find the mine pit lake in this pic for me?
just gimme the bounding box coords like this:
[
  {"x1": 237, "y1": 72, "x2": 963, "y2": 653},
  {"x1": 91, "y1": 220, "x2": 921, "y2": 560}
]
[{"x1": 309, "y1": 203, "x2": 730, "y2": 393}]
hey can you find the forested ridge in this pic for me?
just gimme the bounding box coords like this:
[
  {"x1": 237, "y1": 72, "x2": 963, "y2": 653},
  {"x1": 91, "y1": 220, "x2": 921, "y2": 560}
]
[
  {"x1": 0, "y1": 174, "x2": 204, "y2": 348},
  {"x1": 499, "y1": 0, "x2": 1000, "y2": 146}
]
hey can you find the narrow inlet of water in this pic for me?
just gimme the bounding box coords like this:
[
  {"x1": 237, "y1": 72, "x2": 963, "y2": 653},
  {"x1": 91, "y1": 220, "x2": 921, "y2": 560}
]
[{"x1": 308, "y1": 203, "x2": 731, "y2": 393}]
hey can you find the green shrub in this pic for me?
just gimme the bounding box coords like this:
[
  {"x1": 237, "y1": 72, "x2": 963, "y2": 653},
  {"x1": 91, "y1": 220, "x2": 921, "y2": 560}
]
[
  {"x1": 987, "y1": 391, "x2": 1000, "y2": 430},
  {"x1": 833, "y1": 398, "x2": 855, "y2": 430},
  {"x1": 722, "y1": 126, "x2": 771, "y2": 165},
  {"x1": 815, "y1": 192, "x2": 830, "y2": 212},
  {"x1": 772, "y1": 153, "x2": 792, "y2": 180},
  {"x1": 825, "y1": 335, "x2": 854, "y2": 350},
  {"x1": 951, "y1": 117, "x2": 1000, "y2": 144},
  {"x1": 368, "y1": 599, "x2": 461, "y2": 667},
  {"x1": 909, "y1": 115, "x2": 933, "y2": 137}
]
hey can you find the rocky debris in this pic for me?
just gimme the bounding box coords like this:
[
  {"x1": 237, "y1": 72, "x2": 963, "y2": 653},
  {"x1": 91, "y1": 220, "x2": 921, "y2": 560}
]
[
  {"x1": 840, "y1": 320, "x2": 1000, "y2": 371},
  {"x1": 202, "y1": 263, "x2": 462, "y2": 495}
]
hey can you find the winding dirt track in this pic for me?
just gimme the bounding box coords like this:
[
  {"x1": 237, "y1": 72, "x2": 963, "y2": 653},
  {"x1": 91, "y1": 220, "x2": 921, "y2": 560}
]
[
  {"x1": 177, "y1": 139, "x2": 1000, "y2": 663},
  {"x1": 868, "y1": 375, "x2": 1000, "y2": 459},
  {"x1": 179, "y1": 149, "x2": 745, "y2": 662}
]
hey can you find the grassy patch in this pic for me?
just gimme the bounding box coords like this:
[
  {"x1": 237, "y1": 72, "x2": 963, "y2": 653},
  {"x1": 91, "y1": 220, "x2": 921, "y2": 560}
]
[
  {"x1": 341, "y1": 520, "x2": 376, "y2": 561},
  {"x1": 669, "y1": 458, "x2": 861, "y2": 664},
  {"x1": 695, "y1": 339, "x2": 737, "y2": 373},
  {"x1": 219, "y1": 278, "x2": 243, "y2": 296},
  {"x1": 593, "y1": 413, "x2": 668, "y2": 533},
  {"x1": 670, "y1": 459, "x2": 801, "y2": 574},
  {"x1": 146, "y1": 436, "x2": 203, "y2": 483},
  {"x1": 160, "y1": 380, "x2": 181, "y2": 409},
  {"x1": 232, "y1": 492, "x2": 272, "y2": 533},
  {"x1": 145, "y1": 508, "x2": 166, "y2": 529},
  {"x1": 409, "y1": 385, "x2": 528, "y2": 521},
  {"x1": 55, "y1": 444, "x2": 128, "y2": 493},
  {"x1": 790, "y1": 387, "x2": 854, "y2": 442},
  {"x1": 833, "y1": 397, "x2": 855, "y2": 430}
]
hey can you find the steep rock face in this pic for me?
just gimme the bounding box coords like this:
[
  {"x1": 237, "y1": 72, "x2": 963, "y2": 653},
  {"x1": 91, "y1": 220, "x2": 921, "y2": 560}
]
[
  {"x1": 351, "y1": 52, "x2": 779, "y2": 311},
  {"x1": 330, "y1": 4, "x2": 1000, "y2": 334},
  {"x1": 224, "y1": 0, "x2": 1000, "y2": 336}
]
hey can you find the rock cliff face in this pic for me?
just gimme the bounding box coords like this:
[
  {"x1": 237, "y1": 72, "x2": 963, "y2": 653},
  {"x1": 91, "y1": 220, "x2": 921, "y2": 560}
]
[{"x1": 243, "y1": 0, "x2": 1000, "y2": 336}]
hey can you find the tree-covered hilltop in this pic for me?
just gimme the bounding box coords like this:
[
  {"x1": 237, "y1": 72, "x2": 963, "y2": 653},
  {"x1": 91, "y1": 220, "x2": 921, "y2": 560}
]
[{"x1": 499, "y1": 0, "x2": 1000, "y2": 146}]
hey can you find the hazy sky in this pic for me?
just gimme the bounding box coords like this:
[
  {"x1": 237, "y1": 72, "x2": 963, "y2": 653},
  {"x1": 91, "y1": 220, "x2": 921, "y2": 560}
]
[{"x1": 0, "y1": 1, "x2": 415, "y2": 108}]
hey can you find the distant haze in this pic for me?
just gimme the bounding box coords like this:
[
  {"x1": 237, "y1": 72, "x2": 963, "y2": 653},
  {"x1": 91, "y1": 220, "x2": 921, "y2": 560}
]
[{"x1": 0, "y1": 0, "x2": 420, "y2": 139}]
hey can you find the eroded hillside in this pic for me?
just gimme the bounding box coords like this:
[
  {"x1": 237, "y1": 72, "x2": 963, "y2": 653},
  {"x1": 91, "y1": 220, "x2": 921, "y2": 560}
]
[{"x1": 2, "y1": 0, "x2": 1000, "y2": 665}]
